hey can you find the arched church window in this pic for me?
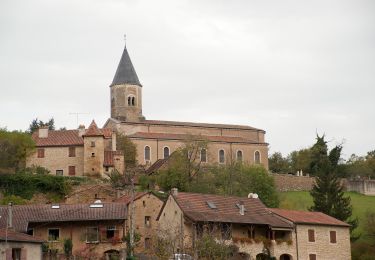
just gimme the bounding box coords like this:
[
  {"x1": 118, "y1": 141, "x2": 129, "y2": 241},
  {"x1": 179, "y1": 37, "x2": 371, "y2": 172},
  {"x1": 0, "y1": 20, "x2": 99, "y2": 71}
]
[
  {"x1": 237, "y1": 150, "x2": 243, "y2": 162},
  {"x1": 200, "y1": 149, "x2": 207, "y2": 162},
  {"x1": 163, "y1": 147, "x2": 170, "y2": 159},
  {"x1": 131, "y1": 97, "x2": 135, "y2": 106},
  {"x1": 254, "y1": 151, "x2": 261, "y2": 164},
  {"x1": 127, "y1": 96, "x2": 132, "y2": 106},
  {"x1": 219, "y1": 149, "x2": 225, "y2": 164},
  {"x1": 145, "y1": 146, "x2": 151, "y2": 161}
]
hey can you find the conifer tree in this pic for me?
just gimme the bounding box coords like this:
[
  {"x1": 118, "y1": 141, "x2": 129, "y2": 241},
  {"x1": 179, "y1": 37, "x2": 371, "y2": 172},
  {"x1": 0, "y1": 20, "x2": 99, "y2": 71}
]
[{"x1": 309, "y1": 135, "x2": 359, "y2": 241}]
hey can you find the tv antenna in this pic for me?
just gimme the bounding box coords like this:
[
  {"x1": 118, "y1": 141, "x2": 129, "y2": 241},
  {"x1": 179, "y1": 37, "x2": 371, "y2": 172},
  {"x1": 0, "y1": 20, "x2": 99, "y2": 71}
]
[{"x1": 69, "y1": 112, "x2": 89, "y2": 127}]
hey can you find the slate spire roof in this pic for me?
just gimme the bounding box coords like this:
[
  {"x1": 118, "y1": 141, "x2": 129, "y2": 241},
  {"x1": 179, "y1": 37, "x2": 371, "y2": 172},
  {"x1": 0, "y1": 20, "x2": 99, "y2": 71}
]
[{"x1": 111, "y1": 45, "x2": 141, "y2": 87}]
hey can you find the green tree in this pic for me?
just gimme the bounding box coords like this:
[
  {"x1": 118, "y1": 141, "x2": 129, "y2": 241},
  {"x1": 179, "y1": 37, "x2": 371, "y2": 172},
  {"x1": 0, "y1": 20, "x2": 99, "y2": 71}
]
[
  {"x1": 268, "y1": 152, "x2": 290, "y2": 173},
  {"x1": 309, "y1": 135, "x2": 359, "y2": 241},
  {"x1": 0, "y1": 128, "x2": 35, "y2": 171},
  {"x1": 116, "y1": 133, "x2": 137, "y2": 169},
  {"x1": 288, "y1": 148, "x2": 312, "y2": 174},
  {"x1": 28, "y1": 118, "x2": 55, "y2": 133}
]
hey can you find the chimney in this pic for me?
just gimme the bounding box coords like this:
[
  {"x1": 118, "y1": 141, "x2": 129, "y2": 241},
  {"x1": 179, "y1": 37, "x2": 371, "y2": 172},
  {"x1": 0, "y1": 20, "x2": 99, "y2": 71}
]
[
  {"x1": 112, "y1": 132, "x2": 117, "y2": 151},
  {"x1": 239, "y1": 201, "x2": 245, "y2": 216},
  {"x1": 38, "y1": 126, "x2": 49, "y2": 138},
  {"x1": 8, "y1": 202, "x2": 13, "y2": 229},
  {"x1": 78, "y1": 125, "x2": 86, "y2": 137},
  {"x1": 171, "y1": 188, "x2": 178, "y2": 196}
]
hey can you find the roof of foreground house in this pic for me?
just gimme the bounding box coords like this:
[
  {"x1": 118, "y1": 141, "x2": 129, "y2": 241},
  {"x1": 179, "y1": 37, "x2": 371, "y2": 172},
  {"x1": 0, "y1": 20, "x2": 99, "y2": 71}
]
[
  {"x1": 0, "y1": 203, "x2": 127, "y2": 232},
  {"x1": 163, "y1": 192, "x2": 292, "y2": 229},
  {"x1": 0, "y1": 228, "x2": 45, "y2": 243},
  {"x1": 269, "y1": 208, "x2": 350, "y2": 227}
]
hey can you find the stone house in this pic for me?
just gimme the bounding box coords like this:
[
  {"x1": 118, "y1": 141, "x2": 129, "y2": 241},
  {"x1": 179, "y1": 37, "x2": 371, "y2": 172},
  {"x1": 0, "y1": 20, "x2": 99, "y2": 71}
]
[
  {"x1": 115, "y1": 191, "x2": 165, "y2": 254},
  {"x1": 270, "y1": 208, "x2": 351, "y2": 260},
  {"x1": 0, "y1": 202, "x2": 127, "y2": 259},
  {"x1": 157, "y1": 189, "x2": 296, "y2": 259},
  {"x1": 26, "y1": 120, "x2": 124, "y2": 178},
  {"x1": 64, "y1": 184, "x2": 125, "y2": 204},
  {"x1": 0, "y1": 228, "x2": 44, "y2": 260},
  {"x1": 104, "y1": 44, "x2": 269, "y2": 169}
]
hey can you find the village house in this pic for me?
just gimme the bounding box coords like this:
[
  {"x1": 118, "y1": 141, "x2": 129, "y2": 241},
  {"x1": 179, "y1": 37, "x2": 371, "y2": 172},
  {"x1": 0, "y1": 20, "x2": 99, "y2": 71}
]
[
  {"x1": 0, "y1": 228, "x2": 44, "y2": 260},
  {"x1": 157, "y1": 189, "x2": 296, "y2": 259},
  {"x1": 104, "y1": 44, "x2": 269, "y2": 169},
  {"x1": 26, "y1": 120, "x2": 124, "y2": 178},
  {"x1": 157, "y1": 189, "x2": 351, "y2": 260},
  {"x1": 0, "y1": 202, "x2": 127, "y2": 259},
  {"x1": 115, "y1": 191, "x2": 165, "y2": 254},
  {"x1": 270, "y1": 209, "x2": 351, "y2": 260}
]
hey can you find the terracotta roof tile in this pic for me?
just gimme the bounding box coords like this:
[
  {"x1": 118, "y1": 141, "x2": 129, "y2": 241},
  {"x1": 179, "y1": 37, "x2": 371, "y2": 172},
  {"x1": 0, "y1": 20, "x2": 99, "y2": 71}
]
[
  {"x1": 119, "y1": 119, "x2": 263, "y2": 132},
  {"x1": 104, "y1": 151, "x2": 123, "y2": 166},
  {"x1": 170, "y1": 192, "x2": 292, "y2": 229},
  {"x1": 102, "y1": 128, "x2": 113, "y2": 138},
  {"x1": 83, "y1": 120, "x2": 103, "y2": 137},
  {"x1": 129, "y1": 132, "x2": 266, "y2": 145},
  {"x1": 0, "y1": 228, "x2": 45, "y2": 243},
  {"x1": 269, "y1": 208, "x2": 350, "y2": 227},
  {"x1": 0, "y1": 203, "x2": 127, "y2": 232},
  {"x1": 32, "y1": 130, "x2": 84, "y2": 147}
]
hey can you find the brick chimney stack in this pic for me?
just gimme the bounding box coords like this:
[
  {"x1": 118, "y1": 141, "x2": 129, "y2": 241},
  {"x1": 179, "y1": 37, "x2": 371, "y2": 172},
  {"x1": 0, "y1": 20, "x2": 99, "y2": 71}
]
[{"x1": 38, "y1": 126, "x2": 49, "y2": 138}]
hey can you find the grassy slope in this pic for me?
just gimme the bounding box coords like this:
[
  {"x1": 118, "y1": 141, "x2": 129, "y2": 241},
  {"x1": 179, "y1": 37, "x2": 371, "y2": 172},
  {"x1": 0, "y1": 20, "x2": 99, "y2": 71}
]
[{"x1": 279, "y1": 191, "x2": 375, "y2": 241}]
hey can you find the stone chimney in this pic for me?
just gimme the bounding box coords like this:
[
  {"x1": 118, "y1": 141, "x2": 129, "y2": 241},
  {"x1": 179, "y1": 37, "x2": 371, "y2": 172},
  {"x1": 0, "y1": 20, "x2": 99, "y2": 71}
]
[
  {"x1": 171, "y1": 188, "x2": 178, "y2": 196},
  {"x1": 78, "y1": 125, "x2": 86, "y2": 137},
  {"x1": 111, "y1": 131, "x2": 117, "y2": 151},
  {"x1": 38, "y1": 126, "x2": 49, "y2": 138},
  {"x1": 239, "y1": 201, "x2": 245, "y2": 216}
]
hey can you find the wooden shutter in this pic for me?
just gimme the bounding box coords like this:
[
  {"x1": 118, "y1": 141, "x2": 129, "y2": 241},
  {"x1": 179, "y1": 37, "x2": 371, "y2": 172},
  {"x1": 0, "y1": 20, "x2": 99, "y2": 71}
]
[
  {"x1": 330, "y1": 230, "x2": 337, "y2": 243},
  {"x1": 37, "y1": 148, "x2": 45, "y2": 158},
  {"x1": 21, "y1": 248, "x2": 27, "y2": 260},
  {"x1": 308, "y1": 229, "x2": 315, "y2": 242},
  {"x1": 68, "y1": 166, "x2": 75, "y2": 176},
  {"x1": 309, "y1": 254, "x2": 316, "y2": 260},
  {"x1": 69, "y1": 147, "x2": 76, "y2": 157},
  {"x1": 5, "y1": 248, "x2": 12, "y2": 260}
]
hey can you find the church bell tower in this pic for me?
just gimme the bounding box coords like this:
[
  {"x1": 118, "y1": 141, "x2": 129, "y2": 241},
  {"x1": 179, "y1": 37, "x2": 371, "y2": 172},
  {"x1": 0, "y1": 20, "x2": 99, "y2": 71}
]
[{"x1": 110, "y1": 44, "x2": 144, "y2": 122}]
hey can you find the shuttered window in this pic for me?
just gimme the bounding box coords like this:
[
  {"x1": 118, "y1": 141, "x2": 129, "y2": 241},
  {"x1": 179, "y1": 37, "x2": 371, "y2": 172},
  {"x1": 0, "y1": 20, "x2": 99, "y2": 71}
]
[
  {"x1": 330, "y1": 230, "x2": 337, "y2": 243},
  {"x1": 308, "y1": 229, "x2": 315, "y2": 242},
  {"x1": 37, "y1": 148, "x2": 45, "y2": 158},
  {"x1": 309, "y1": 254, "x2": 316, "y2": 260},
  {"x1": 69, "y1": 147, "x2": 76, "y2": 157},
  {"x1": 68, "y1": 166, "x2": 76, "y2": 176}
]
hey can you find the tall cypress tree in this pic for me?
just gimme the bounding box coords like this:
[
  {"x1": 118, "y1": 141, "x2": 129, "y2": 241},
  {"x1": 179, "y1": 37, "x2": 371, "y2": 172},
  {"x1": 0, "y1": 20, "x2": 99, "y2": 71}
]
[{"x1": 309, "y1": 135, "x2": 359, "y2": 241}]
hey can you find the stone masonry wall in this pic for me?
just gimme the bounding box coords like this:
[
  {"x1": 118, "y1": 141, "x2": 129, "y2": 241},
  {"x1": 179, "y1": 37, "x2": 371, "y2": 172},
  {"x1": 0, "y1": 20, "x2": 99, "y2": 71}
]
[{"x1": 273, "y1": 174, "x2": 316, "y2": 192}]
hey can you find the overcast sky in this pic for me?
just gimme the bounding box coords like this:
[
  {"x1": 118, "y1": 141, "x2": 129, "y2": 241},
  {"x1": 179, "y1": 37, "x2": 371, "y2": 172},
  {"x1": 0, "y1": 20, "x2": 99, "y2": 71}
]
[{"x1": 1, "y1": 0, "x2": 374, "y2": 159}]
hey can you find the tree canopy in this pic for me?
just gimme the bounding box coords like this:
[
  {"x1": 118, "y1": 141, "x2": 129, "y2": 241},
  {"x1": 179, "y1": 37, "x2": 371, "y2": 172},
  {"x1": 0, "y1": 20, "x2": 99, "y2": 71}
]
[{"x1": 28, "y1": 118, "x2": 55, "y2": 133}]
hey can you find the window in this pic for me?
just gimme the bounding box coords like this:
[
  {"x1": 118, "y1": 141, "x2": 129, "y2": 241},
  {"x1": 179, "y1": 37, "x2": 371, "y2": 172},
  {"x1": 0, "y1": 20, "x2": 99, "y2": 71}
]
[
  {"x1": 91, "y1": 141, "x2": 95, "y2": 147},
  {"x1": 132, "y1": 97, "x2": 135, "y2": 106},
  {"x1": 48, "y1": 228, "x2": 60, "y2": 241},
  {"x1": 145, "y1": 237, "x2": 151, "y2": 249},
  {"x1": 145, "y1": 216, "x2": 151, "y2": 228},
  {"x1": 308, "y1": 229, "x2": 315, "y2": 242},
  {"x1": 127, "y1": 96, "x2": 135, "y2": 106},
  {"x1": 163, "y1": 147, "x2": 170, "y2": 159},
  {"x1": 237, "y1": 150, "x2": 243, "y2": 162},
  {"x1": 56, "y1": 170, "x2": 63, "y2": 176},
  {"x1": 200, "y1": 149, "x2": 207, "y2": 162},
  {"x1": 309, "y1": 254, "x2": 316, "y2": 260},
  {"x1": 219, "y1": 149, "x2": 225, "y2": 164},
  {"x1": 143, "y1": 200, "x2": 146, "y2": 207},
  {"x1": 68, "y1": 147, "x2": 76, "y2": 157},
  {"x1": 106, "y1": 226, "x2": 116, "y2": 239},
  {"x1": 12, "y1": 248, "x2": 21, "y2": 260},
  {"x1": 37, "y1": 148, "x2": 45, "y2": 158},
  {"x1": 68, "y1": 166, "x2": 75, "y2": 176},
  {"x1": 27, "y1": 228, "x2": 34, "y2": 236},
  {"x1": 221, "y1": 223, "x2": 231, "y2": 240},
  {"x1": 196, "y1": 223, "x2": 204, "y2": 238},
  {"x1": 86, "y1": 227, "x2": 99, "y2": 243},
  {"x1": 91, "y1": 152, "x2": 95, "y2": 157},
  {"x1": 254, "y1": 151, "x2": 261, "y2": 164},
  {"x1": 145, "y1": 146, "x2": 151, "y2": 161},
  {"x1": 330, "y1": 231, "x2": 337, "y2": 243}
]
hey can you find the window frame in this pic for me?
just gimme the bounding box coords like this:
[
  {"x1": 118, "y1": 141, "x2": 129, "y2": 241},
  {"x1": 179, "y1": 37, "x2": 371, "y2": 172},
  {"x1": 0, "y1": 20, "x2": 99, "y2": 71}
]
[
  {"x1": 236, "y1": 150, "x2": 243, "y2": 162},
  {"x1": 86, "y1": 226, "x2": 99, "y2": 243},
  {"x1": 329, "y1": 230, "x2": 337, "y2": 244},
  {"x1": 48, "y1": 228, "x2": 60, "y2": 242},
  {"x1": 163, "y1": 146, "x2": 170, "y2": 159},
  {"x1": 91, "y1": 141, "x2": 95, "y2": 147},
  {"x1": 200, "y1": 148, "x2": 207, "y2": 163},
  {"x1": 68, "y1": 166, "x2": 76, "y2": 176},
  {"x1": 106, "y1": 226, "x2": 116, "y2": 239},
  {"x1": 308, "y1": 229, "x2": 315, "y2": 242},
  {"x1": 145, "y1": 216, "x2": 151, "y2": 228},
  {"x1": 68, "y1": 146, "x2": 76, "y2": 157},
  {"x1": 254, "y1": 150, "x2": 261, "y2": 164},
  {"x1": 37, "y1": 148, "x2": 45, "y2": 158},
  {"x1": 56, "y1": 170, "x2": 63, "y2": 176},
  {"x1": 218, "y1": 149, "x2": 225, "y2": 164},
  {"x1": 144, "y1": 145, "x2": 151, "y2": 162}
]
